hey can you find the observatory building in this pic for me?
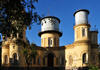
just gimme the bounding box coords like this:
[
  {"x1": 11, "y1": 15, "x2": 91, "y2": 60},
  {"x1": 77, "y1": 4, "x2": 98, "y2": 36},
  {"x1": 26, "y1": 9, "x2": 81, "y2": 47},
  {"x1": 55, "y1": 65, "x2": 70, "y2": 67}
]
[{"x1": 1, "y1": 9, "x2": 99, "y2": 70}]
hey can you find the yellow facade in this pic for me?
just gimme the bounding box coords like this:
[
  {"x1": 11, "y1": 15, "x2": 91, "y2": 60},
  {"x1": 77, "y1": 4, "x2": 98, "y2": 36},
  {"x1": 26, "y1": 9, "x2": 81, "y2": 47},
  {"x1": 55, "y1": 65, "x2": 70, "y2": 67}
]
[{"x1": 1, "y1": 9, "x2": 99, "y2": 70}]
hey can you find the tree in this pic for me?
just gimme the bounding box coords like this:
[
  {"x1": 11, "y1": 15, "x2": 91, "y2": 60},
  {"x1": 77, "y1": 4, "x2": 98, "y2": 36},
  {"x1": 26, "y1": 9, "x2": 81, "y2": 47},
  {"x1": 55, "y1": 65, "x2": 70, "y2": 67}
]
[
  {"x1": 15, "y1": 37, "x2": 38, "y2": 70},
  {"x1": 88, "y1": 64, "x2": 99, "y2": 70},
  {"x1": 0, "y1": 0, "x2": 40, "y2": 69},
  {"x1": 22, "y1": 41, "x2": 38, "y2": 70},
  {"x1": 0, "y1": 0, "x2": 41, "y2": 38}
]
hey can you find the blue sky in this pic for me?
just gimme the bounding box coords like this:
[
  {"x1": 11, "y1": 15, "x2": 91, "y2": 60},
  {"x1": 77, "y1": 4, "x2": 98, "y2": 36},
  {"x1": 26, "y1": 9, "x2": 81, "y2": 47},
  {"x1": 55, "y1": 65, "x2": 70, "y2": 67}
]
[{"x1": 26, "y1": 0, "x2": 100, "y2": 46}]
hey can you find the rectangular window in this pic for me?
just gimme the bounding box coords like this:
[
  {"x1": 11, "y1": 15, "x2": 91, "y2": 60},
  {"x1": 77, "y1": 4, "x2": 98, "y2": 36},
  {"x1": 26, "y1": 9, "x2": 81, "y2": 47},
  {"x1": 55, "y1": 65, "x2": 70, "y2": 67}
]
[
  {"x1": 48, "y1": 38, "x2": 52, "y2": 47},
  {"x1": 82, "y1": 28, "x2": 85, "y2": 36}
]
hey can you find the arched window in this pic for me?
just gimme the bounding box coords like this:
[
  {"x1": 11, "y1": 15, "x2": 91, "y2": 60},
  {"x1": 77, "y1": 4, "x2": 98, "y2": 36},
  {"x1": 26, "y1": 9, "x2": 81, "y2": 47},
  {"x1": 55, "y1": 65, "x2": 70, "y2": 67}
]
[
  {"x1": 13, "y1": 53, "x2": 18, "y2": 64},
  {"x1": 60, "y1": 56, "x2": 64, "y2": 65},
  {"x1": 82, "y1": 28, "x2": 85, "y2": 36},
  {"x1": 5, "y1": 55, "x2": 8, "y2": 64},
  {"x1": 37, "y1": 57, "x2": 41, "y2": 65},
  {"x1": 69, "y1": 55, "x2": 73, "y2": 65},
  {"x1": 83, "y1": 53, "x2": 88, "y2": 63}
]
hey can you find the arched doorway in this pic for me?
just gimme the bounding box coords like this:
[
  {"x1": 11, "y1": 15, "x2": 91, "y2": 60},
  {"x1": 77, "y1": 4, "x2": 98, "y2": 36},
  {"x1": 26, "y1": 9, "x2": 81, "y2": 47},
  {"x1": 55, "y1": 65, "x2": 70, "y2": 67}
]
[{"x1": 47, "y1": 53, "x2": 54, "y2": 67}]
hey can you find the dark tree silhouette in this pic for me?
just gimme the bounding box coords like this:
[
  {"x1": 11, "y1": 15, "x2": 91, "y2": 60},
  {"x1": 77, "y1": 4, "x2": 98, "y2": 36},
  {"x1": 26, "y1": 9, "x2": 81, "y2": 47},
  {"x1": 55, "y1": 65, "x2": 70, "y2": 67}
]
[{"x1": 0, "y1": 0, "x2": 41, "y2": 37}]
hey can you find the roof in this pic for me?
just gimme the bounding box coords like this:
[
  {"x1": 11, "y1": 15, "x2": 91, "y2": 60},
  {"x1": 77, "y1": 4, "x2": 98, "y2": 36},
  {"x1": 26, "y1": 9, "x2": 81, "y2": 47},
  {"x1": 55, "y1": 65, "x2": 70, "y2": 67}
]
[
  {"x1": 73, "y1": 9, "x2": 89, "y2": 17},
  {"x1": 40, "y1": 16, "x2": 60, "y2": 23}
]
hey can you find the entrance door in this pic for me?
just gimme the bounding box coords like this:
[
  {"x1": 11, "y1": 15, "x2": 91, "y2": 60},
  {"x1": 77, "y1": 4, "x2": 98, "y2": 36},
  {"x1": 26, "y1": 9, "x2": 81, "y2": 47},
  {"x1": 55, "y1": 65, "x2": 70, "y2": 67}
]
[{"x1": 47, "y1": 53, "x2": 53, "y2": 67}]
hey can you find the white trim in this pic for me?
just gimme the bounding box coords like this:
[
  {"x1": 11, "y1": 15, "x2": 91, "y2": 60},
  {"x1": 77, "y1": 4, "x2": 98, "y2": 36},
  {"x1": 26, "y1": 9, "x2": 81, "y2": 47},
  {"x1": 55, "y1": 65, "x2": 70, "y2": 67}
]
[{"x1": 86, "y1": 53, "x2": 88, "y2": 63}]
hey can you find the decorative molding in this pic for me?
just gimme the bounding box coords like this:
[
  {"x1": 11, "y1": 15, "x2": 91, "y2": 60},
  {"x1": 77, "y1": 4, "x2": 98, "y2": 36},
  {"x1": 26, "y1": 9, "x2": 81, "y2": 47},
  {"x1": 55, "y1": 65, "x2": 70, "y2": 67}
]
[
  {"x1": 44, "y1": 51, "x2": 56, "y2": 57},
  {"x1": 67, "y1": 53, "x2": 74, "y2": 59},
  {"x1": 90, "y1": 31, "x2": 98, "y2": 33},
  {"x1": 74, "y1": 52, "x2": 78, "y2": 57},
  {"x1": 2, "y1": 45, "x2": 9, "y2": 49},
  {"x1": 73, "y1": 24, "x2": 91, "y2": 29},
  {"x1": 91, "y1": 44, "x2": 99, "y2": 49},
  {"x1": 59, "y1": 54, "x2": 65, "y2": 58},
  {"x1": 80, "y1": 50, "x2": 88, "y2": 57},
  {"x1": 74, "y1": 40, "x2": 91, "y2": 44},
  {"x1": 11, "y1": 51, "x2": 20, "y2": 57}
]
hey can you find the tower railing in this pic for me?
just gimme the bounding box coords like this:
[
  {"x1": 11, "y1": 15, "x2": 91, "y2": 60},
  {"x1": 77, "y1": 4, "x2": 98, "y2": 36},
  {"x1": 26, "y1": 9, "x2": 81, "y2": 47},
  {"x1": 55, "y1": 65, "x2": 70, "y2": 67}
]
[
  {"x1": 90, "y1": 27, "x2": 98, "y2": 32},
  {"x1": 38, "y1": 28, "x2": 63, "y2": 34},
  {"x1": 73, "y1": 21, "x2": 91, "y2": 26}
]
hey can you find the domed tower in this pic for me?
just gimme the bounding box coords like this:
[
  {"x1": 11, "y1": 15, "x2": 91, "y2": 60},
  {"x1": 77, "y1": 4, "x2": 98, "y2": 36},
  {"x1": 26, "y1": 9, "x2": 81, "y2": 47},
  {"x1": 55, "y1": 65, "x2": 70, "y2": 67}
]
[
  {"x1": 73, "y1": 9, "x2": 92, "y2": 67},
  {"x1": 73, "y1": 9, "x2": 91, "y2": 43},
  {"x1": 38, "y1": 16, "x2": 62, "y2": 47}
]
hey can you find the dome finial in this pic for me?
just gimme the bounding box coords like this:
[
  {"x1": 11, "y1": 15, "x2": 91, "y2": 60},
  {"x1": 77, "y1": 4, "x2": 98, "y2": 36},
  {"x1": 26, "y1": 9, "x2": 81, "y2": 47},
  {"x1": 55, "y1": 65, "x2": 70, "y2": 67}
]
[
  {"x1": 47, "y1": 7, "x2": 49, "y2": 16},
  {"x1": 95, "y1": 25, "x2": 96, "y2": 27}
]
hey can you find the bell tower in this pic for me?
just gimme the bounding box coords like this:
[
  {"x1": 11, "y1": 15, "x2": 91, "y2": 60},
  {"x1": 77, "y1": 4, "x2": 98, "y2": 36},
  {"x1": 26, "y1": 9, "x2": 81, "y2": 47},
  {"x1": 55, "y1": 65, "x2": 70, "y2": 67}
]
[
  {"x1": 38, "y1": 16, "x2": 62, "y2": 47},
  {"x1": 73, "y1": 9, "x2": 91, "y2": 43}
]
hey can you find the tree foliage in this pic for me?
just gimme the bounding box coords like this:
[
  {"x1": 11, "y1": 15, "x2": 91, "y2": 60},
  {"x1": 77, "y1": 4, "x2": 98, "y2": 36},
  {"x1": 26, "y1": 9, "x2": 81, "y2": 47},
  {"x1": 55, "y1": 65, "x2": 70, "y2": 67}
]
[
  {"x1": 22, "y1": 41, "x2": 38, "y2": 70},
  {"x1": 0, "y1": 0, "x2": 41, "y2": 37},
  {"x1": 88, "y1": 64, "x2": 99, "y2": 70}
]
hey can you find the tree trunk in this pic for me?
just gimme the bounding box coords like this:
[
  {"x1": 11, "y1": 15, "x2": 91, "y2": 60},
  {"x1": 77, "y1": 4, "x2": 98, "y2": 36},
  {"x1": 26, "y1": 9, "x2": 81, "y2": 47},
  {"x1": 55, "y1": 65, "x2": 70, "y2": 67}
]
[
  {"x1": 28, "y1": 64, "x2": 29, "y2": 70},
  {"x1": 26, "y1": 60, "x2": 29, "y2": 70}
]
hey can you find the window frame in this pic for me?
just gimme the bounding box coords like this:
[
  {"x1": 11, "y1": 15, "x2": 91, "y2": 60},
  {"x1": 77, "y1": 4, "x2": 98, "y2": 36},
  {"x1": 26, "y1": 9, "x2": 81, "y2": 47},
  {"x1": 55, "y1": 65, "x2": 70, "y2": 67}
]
[
  {"x1": 4, "y1": 55, "x2": 9, "y2": 64},
  {"x1": 82, "y1": 28, "x2": 86, "y2": 36},
  {"x1": 83, "y1": 53, "x2": 88, "y2": 63},
  {"x1": 13, "y1": 53, "x2": 19, "y2": 64},
  {"x1": 48, "y1": 38, "x2": 52, "y2": 47},
  {"x1": 69, "y1": 55, "x2": 73, "y2": 66}
]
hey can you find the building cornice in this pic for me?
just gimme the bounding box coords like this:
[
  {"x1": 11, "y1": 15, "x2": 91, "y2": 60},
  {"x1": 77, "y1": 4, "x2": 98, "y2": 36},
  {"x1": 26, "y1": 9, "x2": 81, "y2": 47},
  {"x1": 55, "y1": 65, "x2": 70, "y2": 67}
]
[
  {"x1": 73, "y1": 24, "x2": 91, "y2": 29},
  {"x1": 90, "y1": 31, "x2": 98, "y2": 33},
  {"x1": 36, "y1": 46, "x2": 65, "y2": 51},
  {"x1": 73, "y1": 40, "x2": 91, "y2": 44},
  {"x1": 91, "y1": 44, "x2": 99, "y2": 49}
]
